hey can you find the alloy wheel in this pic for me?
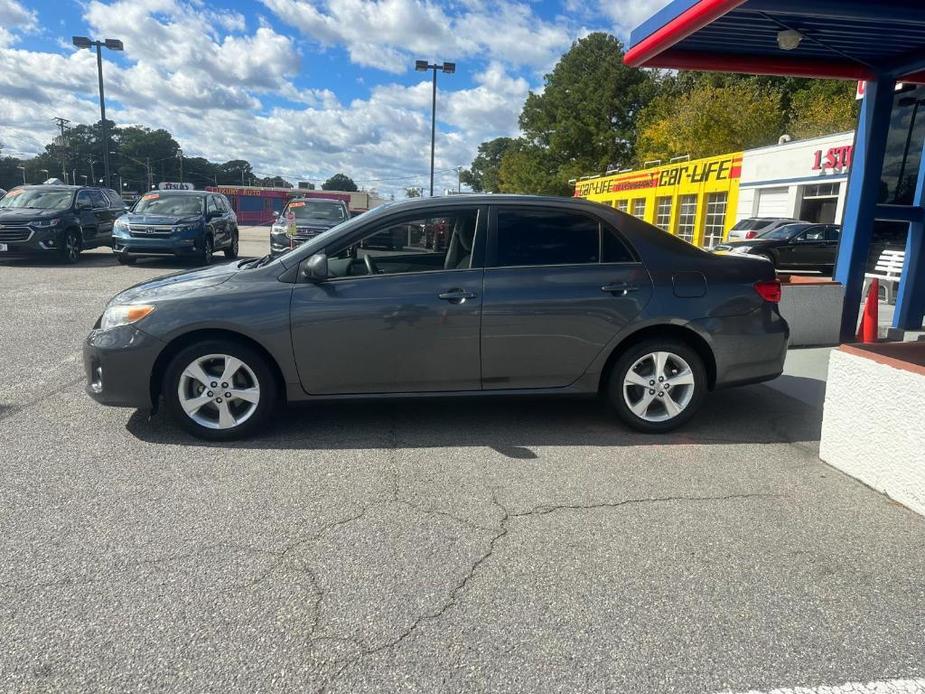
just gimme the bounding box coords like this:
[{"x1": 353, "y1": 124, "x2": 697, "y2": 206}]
[
  {"x1": 622, "y1": 351, "x2": 695, "y2": 423},
  {"x1": 65, "y1": 231, "x2": 79, "y2": 263},
  {"x1": 177, "y1": 353, "x2": 260, "y2": 430}
]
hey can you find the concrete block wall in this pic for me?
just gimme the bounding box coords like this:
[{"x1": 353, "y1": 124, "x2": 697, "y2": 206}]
[
  {"x1": 820, "y1": 347, "x2": 925, "y2": 516},
  {"x1": 778, "y1": 283, "x2": 845, "y2": 347}
]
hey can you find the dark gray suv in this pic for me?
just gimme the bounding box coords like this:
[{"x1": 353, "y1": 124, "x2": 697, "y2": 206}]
[{"x1": 84, "y1": 195, "x2": 789, "y2": 439}]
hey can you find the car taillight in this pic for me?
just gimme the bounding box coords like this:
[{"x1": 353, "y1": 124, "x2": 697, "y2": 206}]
[
  {"x1": 754, "y1": 280, "x2": 782, "y2": 303},
  {"x1": 745, "y1": 231, "x2": 758, "y2": 239}
]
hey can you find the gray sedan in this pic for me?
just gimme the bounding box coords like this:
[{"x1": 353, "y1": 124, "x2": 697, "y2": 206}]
[{"x1": 84, "y1": 195, "x2": 788, "y2": 439}]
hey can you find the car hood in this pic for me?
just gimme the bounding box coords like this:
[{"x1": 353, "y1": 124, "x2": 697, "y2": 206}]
[
  {"x1": 121, "y1": 213, "x2": 202, "y2": 226},
  {"x1": 110, "y1": 262, "x2": 240, "y2": 305},
  {"x1": 0, "y1": 208, "x2": 64, "y2": 223}
]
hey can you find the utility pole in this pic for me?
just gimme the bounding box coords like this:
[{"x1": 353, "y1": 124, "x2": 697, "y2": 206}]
[
  {"x1": 455, "y1": 166, "x2": 462, "y2": 193},
  {"x1": 177, "y1": 148, "x2": 183, "y2": 184},
  {"x1": 53, "y1": 117, "x2": 70, "y2": 183}
]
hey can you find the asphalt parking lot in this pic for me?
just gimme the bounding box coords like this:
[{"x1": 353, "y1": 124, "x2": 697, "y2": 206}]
[{"x1": 1, "y1": 227, "x2": 924, "y2": 693}]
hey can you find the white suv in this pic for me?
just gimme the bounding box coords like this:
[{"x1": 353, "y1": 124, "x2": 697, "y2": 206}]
[{"x1": 726, "y1": 217, "x2": 803, "y2": 242}]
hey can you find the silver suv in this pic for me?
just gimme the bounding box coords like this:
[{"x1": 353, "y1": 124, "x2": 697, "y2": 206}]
[{"x1": 726, "y1": 217, "x2": 803, "y2": 242}]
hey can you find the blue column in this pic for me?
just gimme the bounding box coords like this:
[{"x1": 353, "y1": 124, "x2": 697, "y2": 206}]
[
  {"x1": 835, "y1": 78, "x2": 896, "y2": 341},
  {"x1": 893, "y1": 147, "x2": 925, "y2": 328}
]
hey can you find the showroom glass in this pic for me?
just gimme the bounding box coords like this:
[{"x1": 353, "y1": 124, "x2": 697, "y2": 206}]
[
  {"x1": 675, "y1": 194, "x2": 697, "y2": 243},
  {"x1": 0, "y1": 189, "x2": 73, "y2": 210},
  {"x1": 133, "y1": 194, "x2": 204, "y2": 215},
  {"x1": 494, "y1": 209, "x2": 634, "y2": 267},
  {"x1": 326, "y1": 209, "x2": 479, "y2": 278},
  {"x1": 289, "y1": 201, "x2": 347, "y2": 223},
  {"x1": 703, "y1": 192, "x2": 727, "y2": 248},
  {"x1": 880, "y1": 84, "x2": 925, "y2": 205}
]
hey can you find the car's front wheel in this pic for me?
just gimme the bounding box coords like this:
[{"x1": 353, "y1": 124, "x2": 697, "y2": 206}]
[
  {"x1": 60, "y1": 229, "x2": 81, "y2": 264},
  {"x1": 198, "y1": 235, "x2": 213, "y2": 266},
  {"x1": 607, "y1": 339, "x2": 707, "y2": 433},
  {"x1": 163, "y1": 340, "x2": 277, "y2": 440}
]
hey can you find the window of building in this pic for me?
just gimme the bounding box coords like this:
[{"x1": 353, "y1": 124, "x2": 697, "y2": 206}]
[
  {"x1": 615, "y1": 200, "x2": 628, "y2": 212},
  {"x1": 802, "y1": 182, "x2": 839, "y2": 198},
  {"x1": 703, "y1": 192, "x2": 728, "y2": 248},
  {"x1": 632, "y1": 199, "x2": 646, "y2": 219},
  {"x1": 675, "y1": 194, "x2": 697, "y2": 242},
  {"x1": 495, "y1": 209, "x2": 599, "y2": 267},
  {"x1": 655, "y1": 196, "x2": 672, "y2": 231}
]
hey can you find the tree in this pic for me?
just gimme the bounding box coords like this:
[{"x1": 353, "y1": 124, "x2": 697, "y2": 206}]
[
  {"x1": 518, "y1": 33, "x2": 655, "y2": 182},
  {"x1": 636, "y1": 81, "x2": 786, "y2": 162},
  {"x1": 789, "y1": 80, "x2": 859, "y2": 139},
  {"x1": 405, "y1": 187, "x2": 422, "y2": 197},
  {"x1": 256, "y1": 175, "x2": 292, "y2": 188},
  {"x1": 322, "y1": 173, "x2": 358, "y2": 191},
  {"x1": 497, "y1": 141, "x2": 572, "y2": 196},
  {"x1": 217, "y1": 159, "x2": 254, "y2": 186},
  {"x1": 460, "y1": 137, "x2": 514, "y2": 192}
]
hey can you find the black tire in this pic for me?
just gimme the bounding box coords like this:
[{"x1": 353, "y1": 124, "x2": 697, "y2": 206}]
[
  {"x1": 224, "y1": 230, "x2": 239, "y2": 259},
  {"x1": 60, "y1": 228, "x2": 81, "y2": 264},
  {"x1": 606, "y1": 338, "x2": 707, "y2": 434},
  {"x1": 198, "y1": 234, "x2": 213, "y2": 266},
  {"x1": 116, "y1": 253, "x2": 136, "y2": 265},
  {"x1": 162, "y1": 339, "x2": 278, "y2": 441}
]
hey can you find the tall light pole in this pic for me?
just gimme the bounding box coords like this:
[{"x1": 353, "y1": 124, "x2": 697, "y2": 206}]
[
  {"x1": 415, "y1": 60, "x2": 455, "y2": 197},
  {"x1": 16, "y1": 165, "x2": 25, "y2": 185},
  {"x1": 72, "y1": 36, "x2": 123, "y2": 188},
  {"x1": 177, "y1": 148, "x2": 184, "y2": 184}
]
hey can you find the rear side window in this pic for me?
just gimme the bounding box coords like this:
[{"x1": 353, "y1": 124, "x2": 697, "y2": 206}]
[
  {"x1": 207, "y1": 196, "x2": 219, "y2": 213},
  {"x1": 88, "y1": 190, "x2": 107, "y2": 208},
  {"x1": 602, "y1": 226, "x2": 635, "y2": 263},
  {"x1": 495, "y1": 209, "x2": 600, "y2": 267}
]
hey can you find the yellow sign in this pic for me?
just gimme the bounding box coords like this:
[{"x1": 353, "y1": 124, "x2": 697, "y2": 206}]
[{"x1": 573, "y1": 150, "x2": 743, "y2": 248}]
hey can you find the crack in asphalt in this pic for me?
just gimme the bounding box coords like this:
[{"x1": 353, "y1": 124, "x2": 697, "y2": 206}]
[{"x1": 317, "y1": 489, "x2": 781, "y2": 693}]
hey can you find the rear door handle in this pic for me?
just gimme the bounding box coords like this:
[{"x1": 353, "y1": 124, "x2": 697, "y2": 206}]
[
  {"x1": 438, "y1": 288, "x2": 477, "y2": 303},
  {"x1": 601, "y1": 282, "x2": 638, "y2": 295}
]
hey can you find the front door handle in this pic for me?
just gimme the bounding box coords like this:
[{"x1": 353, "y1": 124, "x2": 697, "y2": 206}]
[
  {"x1": 438, "y1": 288, "x2": 477, "y2": 304},
  {"x1": 601, "y1": 282, "x2": 638, "y2": 295}
]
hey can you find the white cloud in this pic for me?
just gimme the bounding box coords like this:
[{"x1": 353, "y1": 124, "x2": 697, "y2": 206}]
[
  {"x1": 0, "y1": 0, "x2": 38, "y2": 47},
  {"x1": 261, "y1": 0, "x2": 575, "y2": 74}
]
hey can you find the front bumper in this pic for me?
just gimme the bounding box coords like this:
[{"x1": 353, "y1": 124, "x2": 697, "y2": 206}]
[
  {"x1": 0, "y1": 227, "x2": 64, "y2": 257},
  {"x1": 113, "y1": 234, "x2": 205, "y2": 257},
  {"x1": 84, "y1": 324, "x2": 165, "y2": 408},
  {"x1": 270, "y1": 230, "x2": 322, "y2": 255}
]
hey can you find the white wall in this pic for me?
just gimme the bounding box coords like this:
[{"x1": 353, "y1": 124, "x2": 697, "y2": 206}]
[
  {"x1": 820, "y1": 348, "x2": 925, "y2": 516},
  {"x1": 736, "y1": 132, "x2": 855, "y2": 222}
]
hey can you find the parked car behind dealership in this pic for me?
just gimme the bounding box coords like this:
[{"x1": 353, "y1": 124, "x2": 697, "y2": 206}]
[
  {"x1": 112, "y1": 190, "x2": 238, "y2": 266},
  {"x1": 0, "y1": 185, "x2": 126, "y2": 263},
  {"x1": 726, "y1": 217, "x2": 803, "y2": 242},
  {"x1": 714, "y1": 223, "x2": 841, "y2": 273},
  {"x1": 85, "y1": 195, "x2": 789, "y2": 440},
  {"x1": 270, "y1": 197, "x2": 349, "y2": 255}
]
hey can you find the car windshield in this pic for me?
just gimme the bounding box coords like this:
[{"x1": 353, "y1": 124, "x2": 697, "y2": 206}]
[
  {"x1": 0, "y1": 188, "x2": 73, "y2": 210},
  {"x1": 133, "y1": 193, "x2": 204, "y2": 215},
  {"x1": 288, "y1": 200, "x2": 347, "y2": 222},
  {"x1": 758, "y1": 224, "x2": 807, "y2": 240}
]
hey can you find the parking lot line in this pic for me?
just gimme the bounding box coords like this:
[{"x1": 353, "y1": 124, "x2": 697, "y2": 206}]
[{"x1": 717, "y1": 678, "x2": 925, "y2": 694}]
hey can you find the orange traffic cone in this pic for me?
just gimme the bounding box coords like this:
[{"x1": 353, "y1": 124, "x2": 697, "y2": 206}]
[{"x1": 857, "y1": 278, "x2": 879, "y2": 343}]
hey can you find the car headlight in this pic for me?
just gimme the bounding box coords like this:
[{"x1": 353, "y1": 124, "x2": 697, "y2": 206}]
[
  {"x1": 271, "y1": 223, "x2": 287, "y2": 234},
  {"x1": 731, "y1": 246, "x2": 753, "y2": 254},
  {"x1": 31, "y1": 218, "x2": 60, "y2": 228},
  {"x1": 114, "y1": 219, "x2": 129, "y2": 232},
  {"x1": 174, "y1": 224, "x2": 200, "y2": 234},
  {"x1": 100, "y1": 304, "x2": 156, "y2": 330}
]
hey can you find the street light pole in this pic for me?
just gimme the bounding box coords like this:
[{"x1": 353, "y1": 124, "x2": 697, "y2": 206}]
[
  {"x1": 415, "y1": 60, "x2": 455, "y2": 197},
  {"x1": 177, "y1": 148, "x2": 183, "y2": 184},
  {"x1": 16, "y1": 165, "x2": 25, "y2": 185},
  {"x1": 73, "y1": 36, "x2": 123, "y2": 189}
]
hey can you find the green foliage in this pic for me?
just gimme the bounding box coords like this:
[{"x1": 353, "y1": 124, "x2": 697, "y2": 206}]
[
  {"x1": 498, "y1": 141, "x2": 572, "y2": 196},
  {"x1": 405, "y1": 187, "x2": 422, "y2": 197},
  {"x1": 322, "y1": 173, "x2": 358, "y2": 191},
  {"x1": 637, "y1": 81, "x2": 786, "y2": 161},
  {"x1": 460, "y1": 137, "x2": 514, "y2": 192},
  {"x1": 789, "y1": 80, "x2": 859, "y2": 139}
]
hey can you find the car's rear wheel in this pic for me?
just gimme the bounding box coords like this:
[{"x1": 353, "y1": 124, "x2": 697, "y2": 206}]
[
  {"x1": 224, "y1": 230, "x2": 239, "y2": 259},
  {"x1": 163, "y1": 340, "x2": 277, "y2": 440},
  {"x1": 60, "y1": 229, "x2": 81, "y2": 264},
  {"x1": 198, "y1": 235, "x2": 213, "y2": 266},
  {"x1": 607, "y1": 339, "x2": 707, "y2": 433}
]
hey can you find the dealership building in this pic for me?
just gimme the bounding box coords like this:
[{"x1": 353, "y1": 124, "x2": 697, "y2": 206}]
[
  {"x1": 574, "y1": 130, "x2": 854, "y2": 246},
  {"x1": 205, "y1": 185, "x2": 387, "y2": 225}
]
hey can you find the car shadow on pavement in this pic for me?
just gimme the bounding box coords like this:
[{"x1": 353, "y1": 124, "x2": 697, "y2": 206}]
[
  {"x1": 0, "y1": 252, "x2": 119, "y2": 268},
  {"x1": 125, "y1": 378, "x2": 823, "y2": 451}
]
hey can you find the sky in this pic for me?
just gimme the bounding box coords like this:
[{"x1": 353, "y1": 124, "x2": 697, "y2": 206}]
[{"x1": 0, "y1": 0, "x2": 669, "y2": 196}]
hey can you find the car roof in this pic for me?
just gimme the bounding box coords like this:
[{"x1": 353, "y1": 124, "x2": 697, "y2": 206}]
[
  {"x1": 147, "y1": 189, "x2": 209, "y2": 196},
  {"x1": 368, "y1": 194, "x2": 622, "y2": 215}
]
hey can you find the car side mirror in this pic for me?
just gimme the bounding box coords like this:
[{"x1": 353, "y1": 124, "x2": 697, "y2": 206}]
[{"x1": 300, "y1": 252, "x2": 328, "y2": 282}]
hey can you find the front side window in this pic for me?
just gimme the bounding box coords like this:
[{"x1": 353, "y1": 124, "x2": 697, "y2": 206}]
[
  {"x1": 88, "y1": 190, "x2": 107, "y2": 208},
  {"x1": 703, "y1": 192, "x2": 727, "y2": 248},
  {"x1": 495, "y1": 209, "x2": 599, "y2": 267},
  {"x1": 207, "y1": 196, "x2": 219, "y2": 214},
  {"x1": 655, "y1": 196, "x2": 672, "y2": 231},
  {"x1": 675, "y1": 194, "x2": 697, "y2": 243},
  {"x1": 76, "y1": 191, "x2": 94, "y2": 209},
  {"x1": 133, "y1": 193, "x2": 205, "y2": 216},
  {"x1": 825, "y1": 226, "x2": 841, "y2": 242},
  {"x1": 325, "y1": 209, "x2": 479, "y2": 279}
]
